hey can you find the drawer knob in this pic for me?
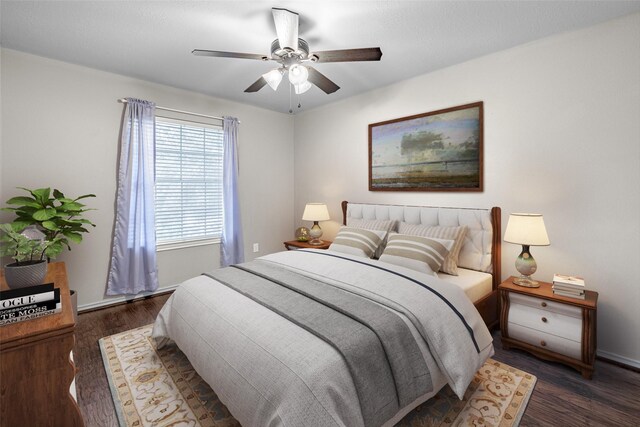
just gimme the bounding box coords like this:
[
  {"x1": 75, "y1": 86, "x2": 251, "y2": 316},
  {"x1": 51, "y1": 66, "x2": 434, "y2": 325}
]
[
  {"x1": 540, "y1": 340, "x2": 547, "y2": 347},
  {"x1": 541, "y1": 302, "x2": 547, "y2": 308},
  {"x1": 541, "y1": 317, "x2": 548, "y2": 323}
]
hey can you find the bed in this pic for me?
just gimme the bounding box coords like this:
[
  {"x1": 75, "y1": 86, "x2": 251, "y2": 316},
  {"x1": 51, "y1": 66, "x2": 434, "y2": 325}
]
[
  {"x1": 152, "y1": 202, "x2": 502, "y2": 427},
  {"x1": 341, "y1": 201, "x2": 502, "y2": 329}
]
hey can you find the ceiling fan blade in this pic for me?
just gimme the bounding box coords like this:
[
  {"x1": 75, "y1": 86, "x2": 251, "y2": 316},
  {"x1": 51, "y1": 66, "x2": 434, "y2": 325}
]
[
  {"x1": 192, "y1": 49, "x2": 268, "y2": 61},
  {"x1": 272, "y1": 8, "x2": 299, "y2": 51},
  {"x1": 306, "y1": 66, "x2": 340, "y2": 94},
  {"x1": 311, "y1": 47, "x2": 382, "y2": 63},
  {"x1": 244, "y1": 76, "x2": 268, "y2": 93}
]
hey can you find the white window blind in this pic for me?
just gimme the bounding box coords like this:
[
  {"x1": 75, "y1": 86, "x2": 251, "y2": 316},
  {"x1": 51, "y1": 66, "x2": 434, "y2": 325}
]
[{"x1": 155, "y1": 118, "x2": 223, "y2": 246}]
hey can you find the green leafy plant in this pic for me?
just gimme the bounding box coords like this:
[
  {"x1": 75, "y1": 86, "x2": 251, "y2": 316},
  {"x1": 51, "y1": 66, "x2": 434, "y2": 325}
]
[
  {"x1": 2, "y1": 187, "x2": 96, "y2": 258},
  {"x1": 0, "y1": 223, "x2": 66, "y2": 264}
]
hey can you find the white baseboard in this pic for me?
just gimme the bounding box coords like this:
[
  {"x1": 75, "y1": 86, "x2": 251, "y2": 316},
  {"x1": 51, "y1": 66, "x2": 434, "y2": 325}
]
[
  {"x1": 597, "y1": 349, "x2": 640, "y2": 370},
  {"x1": 77, "y1": 284, "x2": 179, "y2": 313}
]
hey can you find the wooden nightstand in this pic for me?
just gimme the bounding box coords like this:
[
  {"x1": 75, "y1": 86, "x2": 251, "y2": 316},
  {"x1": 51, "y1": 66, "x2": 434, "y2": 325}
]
[
  {"x1": 283, "y1": 240, "x2": 332, "y2": 250},
  {"x1": 499, "y1": 277, "x2": 598, "y2": 379}
]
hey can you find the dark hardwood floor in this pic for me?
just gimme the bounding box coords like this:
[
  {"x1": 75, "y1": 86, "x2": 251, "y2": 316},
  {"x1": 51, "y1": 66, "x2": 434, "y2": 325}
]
[{"x1": 75, "y1": 294, "x2": 640, "y2": 426}]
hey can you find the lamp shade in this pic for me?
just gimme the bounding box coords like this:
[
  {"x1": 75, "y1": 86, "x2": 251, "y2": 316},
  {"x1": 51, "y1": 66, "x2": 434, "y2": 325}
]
[
  {"x1": 504, "y1": 213, "x2": 550, "y2": 246},
  {"x1": 262, "y1": 69, "x2": 283, "y2": 91},
  {"x1": 294, "y1": 80, "x2": 312, "y2": 94},
  {"x1": 302, "y1": 203, "x2": 330, "y2": 221},
  {"x1": 288, "y1": 64, "x2": 309, "y2": 85}
]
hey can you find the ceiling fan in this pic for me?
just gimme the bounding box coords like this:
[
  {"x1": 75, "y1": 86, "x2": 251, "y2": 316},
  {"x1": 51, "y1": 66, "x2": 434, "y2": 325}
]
[{"x1": 192, "y1": 7, "x2": 382, "y2": 96}]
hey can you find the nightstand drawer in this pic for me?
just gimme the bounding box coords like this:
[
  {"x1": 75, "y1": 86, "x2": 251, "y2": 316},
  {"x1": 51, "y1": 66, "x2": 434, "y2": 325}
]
[
  {"x1": 508, "y1": 299, "x2": 582, "y2": 342},
  {"x1": 508, "y1": 323, "x2": 582, "y2": 359},
  {"x1": 510, "y1": 293, "x2": 581, "y2": 318}
]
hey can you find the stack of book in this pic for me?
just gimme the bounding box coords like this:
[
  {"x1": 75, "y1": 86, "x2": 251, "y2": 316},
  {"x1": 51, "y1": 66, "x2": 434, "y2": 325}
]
[
  {"x1": 552, "y1": 274, "x2": 586, "y2": 300},
  {"x1": 0, "y1": 283, "x2": 61, "y2": 326}
]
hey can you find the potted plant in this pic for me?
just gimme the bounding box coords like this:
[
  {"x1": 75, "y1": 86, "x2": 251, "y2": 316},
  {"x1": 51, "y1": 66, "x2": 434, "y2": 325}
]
[
  {"x1": 0, "y1": 224, "x2": 60, "y2": 288},
  {"x1": 1, "y1": 187, "x2": 96, "y2": 289}
]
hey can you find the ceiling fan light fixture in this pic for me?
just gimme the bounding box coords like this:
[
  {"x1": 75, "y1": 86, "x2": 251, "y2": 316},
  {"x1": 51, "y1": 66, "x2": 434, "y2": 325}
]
[
  {"x1": 288, "y1": 64, "x2": 309, "y2": 85},
  {"x1": 294, "y1": 80, "x2": 312, "y2": 94},
  {"x1": 194, "y1": 7, "x2": 381, "y2": 100},
  {"x1": 262, "y1": 68, "x2": 283, "y2": 90}
]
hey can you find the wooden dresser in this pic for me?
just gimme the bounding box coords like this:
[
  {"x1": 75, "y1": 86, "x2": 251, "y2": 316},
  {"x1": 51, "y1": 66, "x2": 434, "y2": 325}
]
[
  {"x1": 0, "y1": 262, "x2": 84, "y2": 426},
  {"x1": 500, "y1": 277, "x2": 598, "y2": 379}
]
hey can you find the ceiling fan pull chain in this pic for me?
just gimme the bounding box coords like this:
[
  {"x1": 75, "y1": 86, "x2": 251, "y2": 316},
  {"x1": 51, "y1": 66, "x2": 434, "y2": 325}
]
[{"x1": 289, "y1": 82, "x2": 293, "y2": 114}]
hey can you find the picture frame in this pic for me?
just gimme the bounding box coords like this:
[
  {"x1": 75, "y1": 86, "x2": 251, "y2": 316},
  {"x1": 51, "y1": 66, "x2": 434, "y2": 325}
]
[{"x1": 368, "y1": 101, "x2": 483, "y2": 192}]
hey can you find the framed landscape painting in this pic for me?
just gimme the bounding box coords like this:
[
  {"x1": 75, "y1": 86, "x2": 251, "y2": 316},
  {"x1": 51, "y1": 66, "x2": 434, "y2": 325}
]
[{"x1": 369, "y1": 102, "x2": 483, "y2": 191}]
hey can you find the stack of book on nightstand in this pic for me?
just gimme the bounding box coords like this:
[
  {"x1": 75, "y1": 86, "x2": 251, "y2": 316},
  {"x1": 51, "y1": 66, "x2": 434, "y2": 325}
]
[
  {"x1": 552, "y1": 274, "x2": 586, "y2": 300},
  {"x1": 0, "y1": 283, "x2": 61, "y2": 326}
]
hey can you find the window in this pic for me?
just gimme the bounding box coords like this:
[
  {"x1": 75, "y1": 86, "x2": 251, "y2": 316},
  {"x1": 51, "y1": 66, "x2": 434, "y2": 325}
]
[{"x1": 155, "y1": 118, "x2": 223, "y2": 248}]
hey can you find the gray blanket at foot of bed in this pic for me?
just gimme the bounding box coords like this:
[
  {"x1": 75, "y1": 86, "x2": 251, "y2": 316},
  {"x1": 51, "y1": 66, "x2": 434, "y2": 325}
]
[{"x1": 205, "y1": 260, "x2": 432, "y2": 427}]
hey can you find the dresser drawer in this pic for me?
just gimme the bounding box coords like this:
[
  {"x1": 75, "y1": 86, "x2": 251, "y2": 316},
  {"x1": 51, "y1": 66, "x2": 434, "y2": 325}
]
[
  {"x1": 508, "y1": 322, "x2": 582, "y2": 359},
  {"x1": 508, "y1": 299, "x2": 582, "y2": 342},
  {"x1": 509, "y1": 293, "x2": 582, "y2": 318}
]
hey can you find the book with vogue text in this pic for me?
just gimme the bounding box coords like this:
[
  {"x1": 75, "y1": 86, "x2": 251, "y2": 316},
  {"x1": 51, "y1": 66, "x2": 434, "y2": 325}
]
[{"x1": 0, "y1": 283, "x2": 56, "y2": 310}]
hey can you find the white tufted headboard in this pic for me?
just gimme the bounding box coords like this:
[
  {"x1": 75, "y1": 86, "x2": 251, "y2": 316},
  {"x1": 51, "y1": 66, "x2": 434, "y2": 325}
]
[{"x1": 341, "y1": 201, "x2": 502, "y2": 292}]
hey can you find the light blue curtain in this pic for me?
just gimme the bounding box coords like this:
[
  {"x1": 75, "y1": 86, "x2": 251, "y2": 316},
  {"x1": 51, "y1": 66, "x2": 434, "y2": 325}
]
[
  {"x1": 107, "y1": 98, "x2": 159, "y2": 295},
  {"x1": 221, "y1": 117, "x2": 244, "y2": 266}
]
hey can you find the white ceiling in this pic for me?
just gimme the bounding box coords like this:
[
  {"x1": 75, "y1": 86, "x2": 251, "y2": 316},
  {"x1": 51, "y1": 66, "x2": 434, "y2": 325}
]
[{"x1": 2, "y1": 1, "x2": 639, "y2": 114}]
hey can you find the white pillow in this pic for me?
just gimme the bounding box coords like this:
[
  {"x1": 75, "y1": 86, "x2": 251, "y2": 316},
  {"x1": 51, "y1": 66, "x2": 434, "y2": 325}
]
[
  {"x1": 346, "y1": 218, "x2": 397, "y2": 259},
  {"x1": 398, "y1": 223, "x2": 468, "y2": 275},
  {"x1": 379, "y1": 233, "x2": 454, "y2": 276},
  {"x1": 329, "y1": 226, "x2": 387, "y2": 258}
]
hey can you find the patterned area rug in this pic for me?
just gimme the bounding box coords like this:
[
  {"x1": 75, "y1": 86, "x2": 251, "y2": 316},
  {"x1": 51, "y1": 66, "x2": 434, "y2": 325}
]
[{"x1": 100, "y1": 325, "x2": 536, "y2": 427}]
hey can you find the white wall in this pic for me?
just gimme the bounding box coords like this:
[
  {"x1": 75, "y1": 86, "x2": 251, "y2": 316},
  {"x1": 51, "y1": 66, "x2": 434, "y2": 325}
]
[
  {"x1": 1, "y1": 49, "x2": 294, "y2": 309},
  {"x1": 1, "y1": 13, "x2": 638, "y2": 366},
  {"x1": 294, "y1": 14, "x2": 640, "y2": 365}
]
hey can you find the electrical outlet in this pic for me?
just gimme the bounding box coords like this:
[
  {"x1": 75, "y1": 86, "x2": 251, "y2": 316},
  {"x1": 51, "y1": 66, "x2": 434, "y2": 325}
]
[{"x1": 253, "y1": 243, "x2": 259, "y2": 253}]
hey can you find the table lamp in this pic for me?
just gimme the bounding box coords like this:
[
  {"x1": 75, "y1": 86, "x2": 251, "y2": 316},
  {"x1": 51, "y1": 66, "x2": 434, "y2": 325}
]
[
  {"x1": 302, "y1": 203, "x2": 330, "y2": 245},
  {"x1": 504, "y1": 213, "x2": 550, "y2": 288}
]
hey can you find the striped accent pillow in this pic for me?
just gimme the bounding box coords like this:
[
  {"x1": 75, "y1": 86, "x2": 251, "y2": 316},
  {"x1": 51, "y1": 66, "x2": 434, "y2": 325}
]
[
  {"x1": 346, "y1": 218, "x2": 397, "y2": 258},
  {"x1": 398, "y1": 223, "x2": 468, "y2": 275},
  {"x1": 329, "y1": 227, "x2": 387, "y2": 258},
  {"x1": 379, "y1": 233, "x2": 454, "y2": 276}
]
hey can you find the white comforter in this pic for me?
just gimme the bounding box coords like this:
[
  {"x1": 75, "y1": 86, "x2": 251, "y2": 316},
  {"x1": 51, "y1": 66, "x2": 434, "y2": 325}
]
[{"x1": 152, "y1": 249, "x2": 494, "y2": 427}]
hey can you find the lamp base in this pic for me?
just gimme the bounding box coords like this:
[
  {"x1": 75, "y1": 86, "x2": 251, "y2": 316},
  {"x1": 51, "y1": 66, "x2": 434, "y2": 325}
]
[
  {"x1": 512, "y1": 275, "x2": 540, "y2": 288},
  {"x1": 308, "y1": 221, "x2": 323, "y2": 246},
  {"x1": 513, "y1": 245, "x2": 540, "y2": 287}
]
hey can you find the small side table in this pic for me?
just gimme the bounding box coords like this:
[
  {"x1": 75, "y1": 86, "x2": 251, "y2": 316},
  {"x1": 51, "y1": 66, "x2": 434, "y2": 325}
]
[
  {"x1": 284, "y1": 240, "x2": 332, "y2": 250},
  {"x1": 499, "y1": 277, "x2": 598, "y2": 379}
]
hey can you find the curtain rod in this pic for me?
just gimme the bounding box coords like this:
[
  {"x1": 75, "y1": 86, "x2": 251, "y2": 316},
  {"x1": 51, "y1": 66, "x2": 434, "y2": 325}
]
[{"x1": 117, "y1": 98, "x2": 239, "y2": 123}]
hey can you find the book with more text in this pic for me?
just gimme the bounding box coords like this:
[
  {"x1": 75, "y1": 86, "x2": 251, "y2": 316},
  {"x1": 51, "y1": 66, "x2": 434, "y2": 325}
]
[{"x1": 0, "y1": 302, "x2": 62, "y2": 326}]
